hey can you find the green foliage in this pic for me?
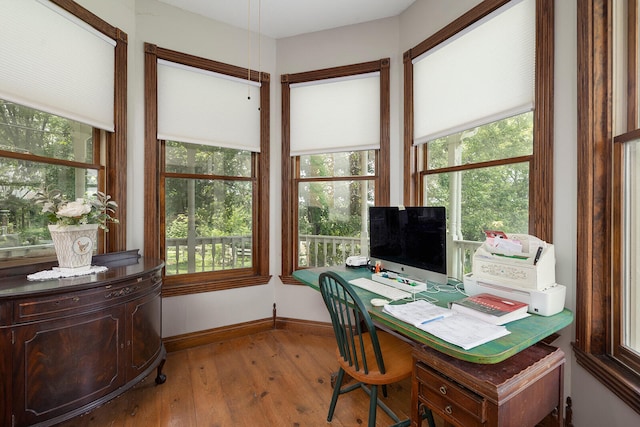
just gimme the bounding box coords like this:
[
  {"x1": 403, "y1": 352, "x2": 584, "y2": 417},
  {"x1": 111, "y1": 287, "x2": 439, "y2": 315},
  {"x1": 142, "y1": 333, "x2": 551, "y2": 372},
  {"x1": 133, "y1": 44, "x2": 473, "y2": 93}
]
[
  {"x1": 166, "y1": 214, "x2": 188, "y2": 238},
  {"x1": 33, "y1": 187, "x2": 118, "y2": 230},
  {"x1": 425, "y1": 113, "x2": 533, "y2": 242}
]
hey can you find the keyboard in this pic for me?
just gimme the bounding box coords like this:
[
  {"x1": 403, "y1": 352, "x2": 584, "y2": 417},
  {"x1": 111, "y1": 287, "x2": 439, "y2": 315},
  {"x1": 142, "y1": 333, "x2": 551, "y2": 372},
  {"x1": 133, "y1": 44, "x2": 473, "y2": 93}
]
[{"x1": 348, "y1": 278, "x2": 412, "y2": 301}]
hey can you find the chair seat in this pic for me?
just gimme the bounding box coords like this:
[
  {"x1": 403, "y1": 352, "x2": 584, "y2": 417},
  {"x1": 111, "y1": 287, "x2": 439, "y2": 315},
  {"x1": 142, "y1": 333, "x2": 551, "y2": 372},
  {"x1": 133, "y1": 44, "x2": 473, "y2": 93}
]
[{"x1": 337, "y1": 331, "x2": 414, "y2": 385}]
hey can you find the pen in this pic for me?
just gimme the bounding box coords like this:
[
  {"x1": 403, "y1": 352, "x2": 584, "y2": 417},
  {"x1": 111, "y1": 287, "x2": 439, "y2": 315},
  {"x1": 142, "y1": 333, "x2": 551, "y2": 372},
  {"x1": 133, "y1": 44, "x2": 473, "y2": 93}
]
[
  {"x1": 421, "y1": 315, "x2": 445, "y2": 325},
  {"x1": 534, "y1": 246, "x2": 543, "y2": 265}
]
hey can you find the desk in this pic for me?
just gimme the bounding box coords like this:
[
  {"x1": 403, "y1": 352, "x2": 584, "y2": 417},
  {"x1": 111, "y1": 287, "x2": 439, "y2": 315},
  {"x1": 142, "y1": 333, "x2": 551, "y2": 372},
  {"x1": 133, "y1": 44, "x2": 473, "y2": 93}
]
[
  {"x1": 293, "y1": 267, "x2": 571, "y2": 426},
  {"x1": 293, "y1": 266, "x2": 572, "y2": 364}
]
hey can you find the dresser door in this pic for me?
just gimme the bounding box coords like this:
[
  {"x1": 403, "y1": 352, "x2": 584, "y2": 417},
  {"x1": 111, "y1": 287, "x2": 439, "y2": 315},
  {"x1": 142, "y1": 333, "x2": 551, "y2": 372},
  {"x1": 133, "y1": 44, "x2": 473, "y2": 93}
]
[
  {"x1": 126, "y1": 281, "x2": 162, "y2": 381},
  {"x1": 12, "y1": 306, "x2": 125, "y2": 426}
]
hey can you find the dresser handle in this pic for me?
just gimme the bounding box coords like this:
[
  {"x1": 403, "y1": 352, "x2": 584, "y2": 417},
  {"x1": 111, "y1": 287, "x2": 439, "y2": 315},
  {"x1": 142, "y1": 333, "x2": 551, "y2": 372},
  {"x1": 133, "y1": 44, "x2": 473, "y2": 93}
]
[
  {"x1": 439, "y1": 385, "x2": 447, "y2": 395},
  {"x1": 72, "y1": 297, "x2": 80, "y2": 302},
  {"x1": 105, "y1": 286, "x2": 139, "y2": 299},
  {"x1": 445, "y1": 405, "x2": 453, "y2": 415}
]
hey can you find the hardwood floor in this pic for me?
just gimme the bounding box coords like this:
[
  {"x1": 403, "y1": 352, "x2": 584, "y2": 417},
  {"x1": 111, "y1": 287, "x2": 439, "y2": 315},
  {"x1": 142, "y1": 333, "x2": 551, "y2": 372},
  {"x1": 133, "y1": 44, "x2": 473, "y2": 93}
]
[{"x1": 54, "y1": 329, "x2": 439, "y2": 427}]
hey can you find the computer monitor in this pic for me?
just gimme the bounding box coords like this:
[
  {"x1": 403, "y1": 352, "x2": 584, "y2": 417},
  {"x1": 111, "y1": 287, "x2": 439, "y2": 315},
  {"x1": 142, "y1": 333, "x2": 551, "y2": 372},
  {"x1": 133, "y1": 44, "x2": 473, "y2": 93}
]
[{"x1": 369, "y1": 206, "x2": 447, "y2": 286}]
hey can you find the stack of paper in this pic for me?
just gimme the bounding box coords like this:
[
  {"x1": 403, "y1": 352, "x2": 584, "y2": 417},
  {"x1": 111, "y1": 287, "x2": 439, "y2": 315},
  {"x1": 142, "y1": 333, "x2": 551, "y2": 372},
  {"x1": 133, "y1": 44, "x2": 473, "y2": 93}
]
[
  {"x1": 382, "y1": 300, "x2": 511, "y2": 350},
  {"x1": 418, "y1": 313, "x2": 510, "y2": 350},
  {"x1": 382, "y1": 300, "x2": 453, "y2": 326}
]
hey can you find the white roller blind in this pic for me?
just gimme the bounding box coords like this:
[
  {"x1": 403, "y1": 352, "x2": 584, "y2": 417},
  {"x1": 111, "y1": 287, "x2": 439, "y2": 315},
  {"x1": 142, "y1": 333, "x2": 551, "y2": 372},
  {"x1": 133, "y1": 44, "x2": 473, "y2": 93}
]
[
  {"x1": 0, "y1": 0, "x2": 116, "y2": 131},
  {"x1": 413, "y1": 0, "x2": 535, "y2": 144},
  {"x1": 157, "y1": 60, "x2": 261, "y2": 152},
  {"x1": 290, "y1": 73, "x2": 380, "y2": 156}
]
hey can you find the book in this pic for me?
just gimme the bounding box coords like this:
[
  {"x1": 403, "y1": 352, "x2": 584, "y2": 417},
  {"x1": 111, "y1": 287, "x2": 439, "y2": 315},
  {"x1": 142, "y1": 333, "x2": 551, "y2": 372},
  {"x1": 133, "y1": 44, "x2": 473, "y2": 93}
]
[
  {"x1": 449, "y1": 293, "x2": 530, "y2": 325},
  {"x1": 382, "y1": 300, "x2": 453, "y2": 327}
]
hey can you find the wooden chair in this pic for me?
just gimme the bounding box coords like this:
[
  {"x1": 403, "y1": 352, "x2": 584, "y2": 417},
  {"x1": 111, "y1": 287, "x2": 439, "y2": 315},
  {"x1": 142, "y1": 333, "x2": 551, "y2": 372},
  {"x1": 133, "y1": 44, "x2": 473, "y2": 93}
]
[{"x1": 319, "y1": 271, "x2": 435, "y2": 427}]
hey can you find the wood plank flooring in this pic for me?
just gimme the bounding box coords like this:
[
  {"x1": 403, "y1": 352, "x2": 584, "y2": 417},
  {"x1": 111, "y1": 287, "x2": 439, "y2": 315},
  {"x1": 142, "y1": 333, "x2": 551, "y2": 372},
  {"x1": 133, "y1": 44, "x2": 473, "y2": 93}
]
[{"x1": 54, "y1": 329, "x2": 440, "y2": 427}]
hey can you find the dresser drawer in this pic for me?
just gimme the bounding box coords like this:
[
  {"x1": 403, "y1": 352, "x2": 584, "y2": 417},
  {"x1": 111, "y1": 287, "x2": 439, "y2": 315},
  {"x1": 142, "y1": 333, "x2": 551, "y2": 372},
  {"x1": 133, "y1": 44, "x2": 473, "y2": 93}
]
[
  {"x1": 14, "y1": 273, "x2": 160, "y2": 323},
  {"x1": 416, "y1": 362, "x2": 486, "y2": 425}
]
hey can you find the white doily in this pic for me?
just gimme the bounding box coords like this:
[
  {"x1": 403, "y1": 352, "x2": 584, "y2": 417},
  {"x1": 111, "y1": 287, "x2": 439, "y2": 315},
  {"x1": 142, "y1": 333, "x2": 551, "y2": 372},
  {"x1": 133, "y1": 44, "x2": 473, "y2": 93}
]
[{"x1": 27, "y1": 265, "x2": 108, "y2": 281}]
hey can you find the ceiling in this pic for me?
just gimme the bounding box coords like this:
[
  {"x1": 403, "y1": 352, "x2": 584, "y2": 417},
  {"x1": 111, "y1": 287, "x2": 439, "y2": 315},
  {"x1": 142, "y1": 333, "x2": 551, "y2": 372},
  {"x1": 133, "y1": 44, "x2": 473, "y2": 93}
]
[{"x1": 158, "y1": 0, "x2": 416, "y2": 39}]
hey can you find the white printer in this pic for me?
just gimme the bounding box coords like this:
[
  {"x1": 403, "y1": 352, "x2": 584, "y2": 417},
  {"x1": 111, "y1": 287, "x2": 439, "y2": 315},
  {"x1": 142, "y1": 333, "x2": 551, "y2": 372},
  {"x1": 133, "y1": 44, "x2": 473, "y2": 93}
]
[{"x1": 463, "y1": 234, "x2": 566, "y2": 316}]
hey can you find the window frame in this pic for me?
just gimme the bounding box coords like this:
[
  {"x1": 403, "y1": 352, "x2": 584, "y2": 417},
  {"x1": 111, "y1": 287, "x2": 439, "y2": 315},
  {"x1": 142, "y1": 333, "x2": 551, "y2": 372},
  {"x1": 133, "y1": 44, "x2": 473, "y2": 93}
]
[
  {"x1": 403, "y1": 0, "x2": 554, "y2": 245},
  {"x1": 144, "y1": 44, "x2": 270, "y2": 296},
  {"x1": 0, "y1": 0, "x2": 127, "y2": 270},
  {"x1": 280, "y1": 59, "x2": 391, "y2": 283},
  {"x1": 575, "y1": 0, "x2": 640, "y2": 413}
]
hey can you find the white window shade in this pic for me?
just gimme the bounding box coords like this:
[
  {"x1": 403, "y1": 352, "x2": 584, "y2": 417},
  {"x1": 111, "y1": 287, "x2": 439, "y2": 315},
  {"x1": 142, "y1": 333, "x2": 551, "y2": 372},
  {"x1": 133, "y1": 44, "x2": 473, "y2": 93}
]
[
  {"x1": 290, "y1": 73, "x2": 380, "y2": 156},
  {"x1": 157, "y1": 60, "x2": 261, "y2": 152},
  {"x1": 0, "y1": 0, "x2": 115, "y2": 131},
  {"x1": 413, "y1": 0, "x2": 535, "y2": 145}
]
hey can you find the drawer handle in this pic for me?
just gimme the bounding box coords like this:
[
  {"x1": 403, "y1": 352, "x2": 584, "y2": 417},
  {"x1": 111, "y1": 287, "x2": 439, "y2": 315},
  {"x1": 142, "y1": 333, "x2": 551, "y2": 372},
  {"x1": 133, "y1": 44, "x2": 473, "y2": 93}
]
[
  {"x1": 439, "y1": 385, "x2": 447, "y2": 395},
  {"x1": 72, "y1": 297, "x2": 80, "y2": 302},
  {"x1": 105, "y1": 286, "x2": 139, "y2": 299},
  {"x1": 445, "y1": 405, "x2": 453, "y2": 415}
]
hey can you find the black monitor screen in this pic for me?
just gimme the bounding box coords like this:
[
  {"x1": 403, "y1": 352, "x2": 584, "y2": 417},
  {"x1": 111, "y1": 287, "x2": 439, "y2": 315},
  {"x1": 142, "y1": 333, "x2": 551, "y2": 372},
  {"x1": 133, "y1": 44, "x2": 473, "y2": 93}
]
[{"x1": 369, "y1": 206, "x2": 447, "y2": 278}]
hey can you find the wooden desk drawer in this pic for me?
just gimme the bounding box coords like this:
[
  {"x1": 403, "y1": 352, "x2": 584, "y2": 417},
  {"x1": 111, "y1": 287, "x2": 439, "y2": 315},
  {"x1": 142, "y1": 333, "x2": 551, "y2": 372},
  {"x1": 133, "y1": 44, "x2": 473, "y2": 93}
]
[
  {"x1": 416, "y1": 362, "x2": 486, "y2": 425},
  {"x1": 14, "y1": 275, "x2": 159, "y2": 323}
]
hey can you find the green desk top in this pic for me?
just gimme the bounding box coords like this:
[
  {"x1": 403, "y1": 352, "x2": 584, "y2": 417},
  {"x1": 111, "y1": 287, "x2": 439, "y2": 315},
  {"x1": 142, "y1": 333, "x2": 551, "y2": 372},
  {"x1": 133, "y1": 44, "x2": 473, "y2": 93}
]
[{"x1": 293, "y1": 266, "x2": 573, "y2": 364}]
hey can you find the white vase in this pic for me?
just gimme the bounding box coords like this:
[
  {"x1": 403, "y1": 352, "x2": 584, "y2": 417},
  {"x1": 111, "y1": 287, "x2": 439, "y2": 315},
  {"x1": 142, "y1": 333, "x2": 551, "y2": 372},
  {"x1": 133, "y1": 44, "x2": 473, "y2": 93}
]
[{"x1": 48, "y1": 224, "x2": 99, "y2": 272}]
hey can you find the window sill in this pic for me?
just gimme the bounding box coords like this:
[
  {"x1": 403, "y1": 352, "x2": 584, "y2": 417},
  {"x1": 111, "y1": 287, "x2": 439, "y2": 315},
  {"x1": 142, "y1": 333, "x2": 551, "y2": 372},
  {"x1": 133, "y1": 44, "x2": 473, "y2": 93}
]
[
  {"x1": 573, "y1": 344, "x2": 640, "y2": 414},
  {"x1": 280, "y1": 275, "x2": 305, "y2": 285},
  {"x1": 162, "y1": 273, "x2": 271, "y2": 297}
]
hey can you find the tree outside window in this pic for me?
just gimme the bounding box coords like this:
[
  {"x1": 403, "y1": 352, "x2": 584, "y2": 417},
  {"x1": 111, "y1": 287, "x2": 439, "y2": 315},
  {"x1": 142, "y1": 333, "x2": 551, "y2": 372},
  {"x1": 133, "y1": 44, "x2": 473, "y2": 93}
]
[{"x1": 0, "y1": 99, "x2": 101, "y2": 264}]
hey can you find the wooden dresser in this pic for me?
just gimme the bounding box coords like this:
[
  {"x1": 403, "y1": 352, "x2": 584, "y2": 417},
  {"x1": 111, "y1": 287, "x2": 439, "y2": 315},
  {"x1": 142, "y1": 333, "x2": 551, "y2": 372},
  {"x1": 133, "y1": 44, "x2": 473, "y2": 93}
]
[
  {"x1": 0, "y1": 251, "x2": 166, "y2": 427},
  {"x1": 412, "y1": 342, "x2": 565, "y2": 427}
]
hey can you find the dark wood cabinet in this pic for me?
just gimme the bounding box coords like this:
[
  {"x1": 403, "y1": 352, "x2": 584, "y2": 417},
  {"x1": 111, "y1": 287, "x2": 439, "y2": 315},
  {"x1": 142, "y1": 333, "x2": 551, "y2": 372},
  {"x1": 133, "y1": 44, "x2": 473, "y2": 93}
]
[
  {"x1": 412, "y1": 342, "x2": 565, "y2": 427},
  {"x1": 0, "y1": 251, "x2": 166, "y2": 427}
]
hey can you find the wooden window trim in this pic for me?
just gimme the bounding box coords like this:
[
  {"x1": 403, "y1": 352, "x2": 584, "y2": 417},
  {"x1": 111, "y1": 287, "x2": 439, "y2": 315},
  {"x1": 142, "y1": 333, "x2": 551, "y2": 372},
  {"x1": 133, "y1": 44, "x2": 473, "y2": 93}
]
[
  {"x1": 144, "y1": 43, "x2": 270, "y2": 295},
  {"x1": 403, "y1": 0, "x2": 554, "y2": 243},
  {"x1": 51, "y1": 0, "x2": 127, "y2": 253},
  {"x1": 280, "y1": 59, "x2": 391, "y2": 284},
  {"x1": 575, "y1": 0, "x2": 640, "y2": 414},
  {"x1": 0, "y1": 0, "x2": 127, "y2": 270}
]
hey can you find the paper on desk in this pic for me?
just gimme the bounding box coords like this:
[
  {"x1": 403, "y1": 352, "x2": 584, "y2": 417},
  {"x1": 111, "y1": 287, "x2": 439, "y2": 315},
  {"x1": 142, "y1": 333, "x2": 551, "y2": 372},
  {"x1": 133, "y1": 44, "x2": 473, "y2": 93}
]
[
  {"x1": 418, "y1": 313, "x2": 511, "y2": 350},
  {"x1": 382, "y1": 300, "x2": 453, "y2": 327}
]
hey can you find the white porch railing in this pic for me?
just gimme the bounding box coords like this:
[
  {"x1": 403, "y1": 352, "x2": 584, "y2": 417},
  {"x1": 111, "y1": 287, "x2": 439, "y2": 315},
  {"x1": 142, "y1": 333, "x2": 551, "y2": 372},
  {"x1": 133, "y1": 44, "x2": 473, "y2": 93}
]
[
  {"x1": 0, "y1": 242, "x2": 54, "y2": 260},
  {"x1": 298, "y1": 234, "x2": 364, "y2": 268},
  {"x1": 1, "y1": 234, "x2": 481, "y2": 281},
  {"x1": 165, "y1": 236, "x2": 252, "y2": 275},
  {"x1": 448, "y1": 239, "x2": 482, "y2": 281},
  {"x1": 297, "y1": 234, "x2": 481, "y2": 282}
]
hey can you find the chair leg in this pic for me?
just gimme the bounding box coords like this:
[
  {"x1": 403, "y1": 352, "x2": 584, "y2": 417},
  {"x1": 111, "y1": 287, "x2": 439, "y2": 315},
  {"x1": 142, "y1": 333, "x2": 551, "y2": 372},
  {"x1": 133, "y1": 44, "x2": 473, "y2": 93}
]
[
  {"x1": 327, "y1": 368, "x2": 345, "y2": 422},
  {"x1": 368, "y1": 384, "x2": 378, "y2": 427},
  {"x1": 419, "y1": 403, "x2": 437, "y2": 427},
  {"x1": 424, "y1": 409, "x2": 436, "y2": 427}
]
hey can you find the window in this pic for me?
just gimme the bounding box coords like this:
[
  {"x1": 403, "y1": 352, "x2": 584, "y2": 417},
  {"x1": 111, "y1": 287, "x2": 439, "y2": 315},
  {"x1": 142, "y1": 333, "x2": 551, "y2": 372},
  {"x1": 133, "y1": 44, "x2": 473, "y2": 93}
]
[
  {"x1": 0, "y1": 101, "x2": 103, "y2": 264},
  {"x1": 576, "y1": 0, "x2": 640, "y2": 412},
  {"x1": 0, "y1": 0, "x2": 127, "y2": 267},
  {"x1": 144, "y1": 44, "x2": 270, "y2": 296},
  {"x1": 163, "y1": 142, "x2": 254, "y2": 276},
  {"x1": 281, "y1": 60, "x2": 391, "y2": 282},
  {"x1": 404, "y1": 0, "x2": 554, "y2": 280}
]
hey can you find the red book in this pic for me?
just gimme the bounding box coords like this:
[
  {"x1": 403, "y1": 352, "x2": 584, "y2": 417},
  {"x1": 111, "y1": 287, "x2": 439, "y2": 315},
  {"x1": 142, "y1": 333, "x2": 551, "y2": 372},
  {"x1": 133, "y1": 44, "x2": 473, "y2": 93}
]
[{"x1": 449, "y1": 293, "x2": 530, "y2": 325}]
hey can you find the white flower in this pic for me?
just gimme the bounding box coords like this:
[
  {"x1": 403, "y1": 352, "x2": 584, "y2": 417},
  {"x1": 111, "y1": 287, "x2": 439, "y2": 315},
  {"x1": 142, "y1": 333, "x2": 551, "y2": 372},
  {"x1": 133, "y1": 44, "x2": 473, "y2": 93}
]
[{"x1": 56, "y1": 199, "x2": 92, "y2": 218}]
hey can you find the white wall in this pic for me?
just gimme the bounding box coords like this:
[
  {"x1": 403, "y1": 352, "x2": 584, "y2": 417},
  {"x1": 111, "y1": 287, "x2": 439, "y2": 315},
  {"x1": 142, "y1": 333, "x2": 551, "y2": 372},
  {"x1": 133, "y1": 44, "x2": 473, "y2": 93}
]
[
  {"x1": 273, "y1": 17, "x2": 404, "y2": 321},
  {"x1": 75, "y1": 0, "x2": 279, "y2": 337},
  {"x1": 71, "y1": 0, "x2": 640, "y2": 424}
]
